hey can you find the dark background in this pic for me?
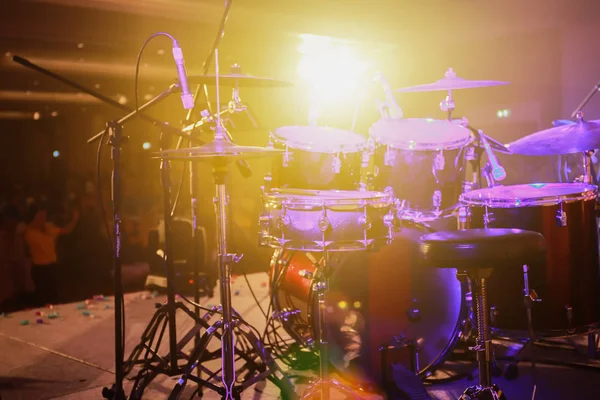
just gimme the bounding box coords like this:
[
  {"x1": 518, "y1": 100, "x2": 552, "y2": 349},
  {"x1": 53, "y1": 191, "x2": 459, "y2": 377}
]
[{"x1": 2, "y1": 0, "x2": 600, "y2": 272}]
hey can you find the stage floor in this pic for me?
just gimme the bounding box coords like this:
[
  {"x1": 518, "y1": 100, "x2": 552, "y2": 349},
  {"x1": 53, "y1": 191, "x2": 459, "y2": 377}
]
[{"x1": 0, "y1": 273, "x2": 599, "y2": 399}]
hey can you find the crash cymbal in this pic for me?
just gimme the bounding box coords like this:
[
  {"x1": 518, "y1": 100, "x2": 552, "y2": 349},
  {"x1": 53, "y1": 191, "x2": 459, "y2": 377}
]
[
  {"x1": 397, "y1": 68, "x2": 509, "y2": 92},
  {"x1": 155, "y1": 138, "x2": 284, "y2": 162},
  {"x1": 507, "y1": 120, "x2": 600, "y2": 156},
  {"x1": 187, "y1": 73, "x2": 294, "y2": 88}
]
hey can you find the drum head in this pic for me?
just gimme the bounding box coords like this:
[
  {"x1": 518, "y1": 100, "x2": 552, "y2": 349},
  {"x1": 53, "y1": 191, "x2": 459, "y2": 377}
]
[
  {"x1": 264, "y1": 188, "x2": 392, "y2": 206},
  {"x1": 460, "y1": 183, "x2": 598, "y2": 207},
  {"x1": 369, "y1": 118, "x2": 473, "y2": 151},
  {"x1": 271, "y1": 126, "x2": 366, "y2": 153}
]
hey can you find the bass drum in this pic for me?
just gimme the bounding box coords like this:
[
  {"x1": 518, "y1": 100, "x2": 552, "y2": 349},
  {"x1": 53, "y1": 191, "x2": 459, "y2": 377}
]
[{"x1": 269, "y1": 219, "x2": 465, "y2": 384}]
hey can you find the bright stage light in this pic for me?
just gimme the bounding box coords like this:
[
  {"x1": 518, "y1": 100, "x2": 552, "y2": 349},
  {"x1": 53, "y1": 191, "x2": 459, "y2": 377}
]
[{"x1": 297, "y1": 34, "x2": 369, "y2": 105}]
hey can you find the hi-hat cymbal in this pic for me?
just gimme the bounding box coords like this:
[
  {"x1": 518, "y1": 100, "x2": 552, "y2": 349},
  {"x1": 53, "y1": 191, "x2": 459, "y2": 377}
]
[
  {"x1": 507, "y1": 120, "x2": 600, "y2": 156},
  {"x1": 397, "y1": 68, "x2": 509, "y2": 92},
  {"x1": 187, "y1": 74, "x2": 294, "y2": 88},
  {"x1": 156, "y1": 139, "x2": 284, "y2": 162}
]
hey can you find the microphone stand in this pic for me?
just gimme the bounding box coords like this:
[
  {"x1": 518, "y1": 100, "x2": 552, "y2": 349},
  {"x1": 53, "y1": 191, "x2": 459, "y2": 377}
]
[
  {"x1": 83, "y1": 85, "x2": 184, "y2": 400},
  {"x1": 11, "y1": 54, "x2": 206, "y2": 400},
  {"x1": 13, "y1": 55, "x2": 198, "y2": 143}
]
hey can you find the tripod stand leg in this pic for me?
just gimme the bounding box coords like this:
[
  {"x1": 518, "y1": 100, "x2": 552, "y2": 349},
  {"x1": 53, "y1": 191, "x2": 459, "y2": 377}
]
[{"x1": 169, "y1": 318, "x2": 298, "y2": 400}]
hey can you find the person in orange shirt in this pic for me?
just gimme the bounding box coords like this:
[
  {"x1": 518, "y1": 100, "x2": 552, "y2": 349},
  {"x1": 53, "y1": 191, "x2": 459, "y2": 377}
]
[{"x1": 24, "y1": 205, "x2": 79, "y2": 306}]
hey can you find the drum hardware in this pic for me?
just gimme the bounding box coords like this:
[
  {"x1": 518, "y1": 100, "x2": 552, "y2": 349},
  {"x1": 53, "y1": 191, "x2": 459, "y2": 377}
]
[
  {"x1": 373, "y1": 72, "x2": 403, "y2": 119},
  {"x1": 556, "y1": 202, "x2": 568, "y2": 227},
  {"x1": 477, "y1": 129, "x2": 507, "y2": 184},
  {"x1": 159, "y1": 49, "x2": 295, "y2": 399}
]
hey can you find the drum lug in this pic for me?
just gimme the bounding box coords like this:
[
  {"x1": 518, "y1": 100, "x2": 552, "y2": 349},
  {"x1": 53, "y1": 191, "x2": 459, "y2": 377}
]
[
  {"x1": 332, "y1": 153, "x2": 342, "y2": 174},
  {"x1": 359, "y1": 215, "x2": 373, "y2": 230},
  {"x1": 258, "y1": 215, "x2": 271, "y2": 226},
  {"x1": 433, "y1": 151, "x2": 446, "y2": 171},
  {"x1": 261, "y1": 173, "x2": 272, "y2": 194},
  {"x1": 483, "y1": 206, "x2": 494, "y2": 228},
  {"x1": 277, "y1": 215, "x2": 291, "y2": 229},
  {"x1": 298, "y1": 270, "x2": 313, "y2": 280},
  {"x1": 384, "y1": 146, "x2": 396, "y2": 166},
  {"x1": 556, "y1": 202, "x2": 568, "y2": 227},
  {"x1": 457, "y1": 206, "x2": 471, "y2": 230},
  {"x1": 313, "y1": 281, "x2": 327, "y2": 293},
  {"x1": 283, "y1": 144, "x2": 291, "y2": 167},
  {"x1": 432, "y1": 190, "x2": 442, "y2": 213}
]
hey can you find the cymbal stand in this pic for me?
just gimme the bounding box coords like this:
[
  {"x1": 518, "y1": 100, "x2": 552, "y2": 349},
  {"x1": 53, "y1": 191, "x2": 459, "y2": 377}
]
[
  {"x1": 440, "y1": 89, "x2": 455, "y2": 121},
  {"x1": 302, "y1": 251, "x2": 362, "y2": 400},
  {"x1": 167, "y1": 154, "x2": 296, "y2": 399}
]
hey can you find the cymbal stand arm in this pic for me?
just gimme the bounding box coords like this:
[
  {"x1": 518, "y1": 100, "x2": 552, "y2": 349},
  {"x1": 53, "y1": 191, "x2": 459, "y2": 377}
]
[{"x1": 570, "y1": 79, "x2": 600, "y2": 119}]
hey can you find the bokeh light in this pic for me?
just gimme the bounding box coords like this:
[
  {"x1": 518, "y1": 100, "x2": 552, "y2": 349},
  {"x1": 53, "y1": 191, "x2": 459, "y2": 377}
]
[
  {"x1": 52, "y1": 150, "x2": 60, "y2": 158},
  {"x1": 297, "y1": 34, "x2": 369, "y2": 106},
  {"x1": 142, "y1": 142, "x2": 152, "y2": 150}
]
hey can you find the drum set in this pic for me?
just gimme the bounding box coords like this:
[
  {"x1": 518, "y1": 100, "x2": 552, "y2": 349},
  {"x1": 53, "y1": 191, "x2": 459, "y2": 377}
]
[
  {"x1": 133, "y1": 55, "x2": 600, "y2": 399},
  {"x1": 256, "y1": 68, "x2": 600, "y2": 396}
]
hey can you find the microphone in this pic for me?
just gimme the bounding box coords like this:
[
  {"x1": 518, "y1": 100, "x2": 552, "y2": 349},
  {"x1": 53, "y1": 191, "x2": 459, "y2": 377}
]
[
  {"x1": 172, "y1": 43, "x2": 194, "y2": 110},
  {"x1": 479, "y1": 130, "x2": 506, "y2": 181}
]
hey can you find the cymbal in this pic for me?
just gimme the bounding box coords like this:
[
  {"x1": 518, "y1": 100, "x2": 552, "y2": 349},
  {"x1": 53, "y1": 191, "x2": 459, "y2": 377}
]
[
  {"x1": 507, "y1": 120, "x2": 600, "y2": 156},
  {"x1": 155, "y1": 139, "x2": 284, "y2": 162},
  {"x1": 187, "y1": 74, "x2": 294, "y2": 88},
  {"x1": 397, "y1": 68, "x2": 509, "y2": 92}
]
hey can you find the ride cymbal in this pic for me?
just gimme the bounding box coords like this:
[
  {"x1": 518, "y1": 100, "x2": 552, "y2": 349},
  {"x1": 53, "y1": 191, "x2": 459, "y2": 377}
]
[{"x1": 507, "y1": 120, "x2": 600, "y2": 155}]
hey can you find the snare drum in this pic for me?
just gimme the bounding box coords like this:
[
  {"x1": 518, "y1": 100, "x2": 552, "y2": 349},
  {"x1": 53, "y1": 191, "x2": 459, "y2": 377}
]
[
  {"x1": 460, "y1": 183, "x2": 600, "y2": 334},
  {"x1": 259, "y1": 189, "x2": 394, "y2": 252},
  {"x1": 269, "y1": 126, "x2": 366, "y2": 190},
  {"x1": 369, "y1": 118, "x2": 474, "y2": 221}
]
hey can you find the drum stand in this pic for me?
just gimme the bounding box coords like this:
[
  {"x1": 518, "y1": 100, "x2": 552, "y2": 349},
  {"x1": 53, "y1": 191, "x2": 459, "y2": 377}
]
[
  {"x1": 302, "y1": 251, "x2": 362, "y2": 400},
  {"x1": 168, "y1": 155, "x2": 296, "y2": 400}
]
